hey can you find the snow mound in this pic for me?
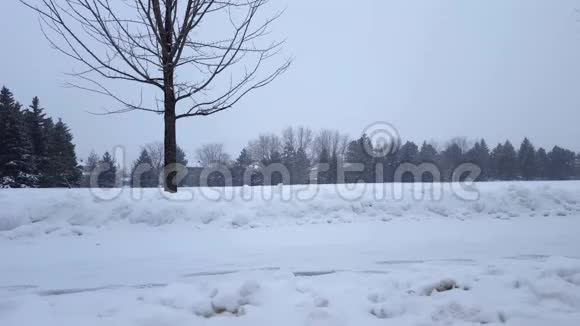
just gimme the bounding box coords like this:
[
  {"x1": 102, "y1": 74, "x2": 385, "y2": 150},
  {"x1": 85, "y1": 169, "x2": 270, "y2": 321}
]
[{"x1": 1, "y1": 181, "x2": 579, "y2": 238}]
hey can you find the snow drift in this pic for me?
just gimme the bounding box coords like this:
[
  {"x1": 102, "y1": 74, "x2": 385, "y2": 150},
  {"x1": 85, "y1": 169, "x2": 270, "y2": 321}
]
[{"x1": 1, "y1": 181, "x2": 579, "y2": 237}]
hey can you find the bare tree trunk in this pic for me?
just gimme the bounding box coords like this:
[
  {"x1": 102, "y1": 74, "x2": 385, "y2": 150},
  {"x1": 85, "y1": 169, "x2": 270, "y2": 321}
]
[{"x1": 163, "y1": 81, "x2": 177, "y2": 193}]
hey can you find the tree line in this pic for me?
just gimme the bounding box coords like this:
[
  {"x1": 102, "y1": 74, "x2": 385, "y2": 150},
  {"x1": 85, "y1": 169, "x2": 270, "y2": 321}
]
[
  {"x1": 2, "y1": 85, "x2": 578, "y2": 189},
  {"x1": 0, "y1": 86, "x2": 79, "y2": 188},
  {"x1": 176, "y1": 127, "x2": 580, "y2": 187}
]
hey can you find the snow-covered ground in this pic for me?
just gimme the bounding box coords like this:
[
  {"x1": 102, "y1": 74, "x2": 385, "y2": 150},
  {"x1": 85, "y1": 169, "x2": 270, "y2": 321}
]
[{"x1": 1, "y1": 182, "x2": 580, "y2": 325}]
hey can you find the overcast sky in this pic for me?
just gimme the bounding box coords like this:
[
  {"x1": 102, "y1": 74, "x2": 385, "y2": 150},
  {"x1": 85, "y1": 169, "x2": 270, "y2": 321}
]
[{"x1": 2, "y1": 0, "x2": 580, "y2": 164}]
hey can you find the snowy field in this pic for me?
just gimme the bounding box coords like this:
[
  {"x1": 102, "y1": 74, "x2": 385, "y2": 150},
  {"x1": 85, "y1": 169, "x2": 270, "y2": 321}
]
[{"x1": 1, "y1": 181, "x2": 580, "y2": 325}]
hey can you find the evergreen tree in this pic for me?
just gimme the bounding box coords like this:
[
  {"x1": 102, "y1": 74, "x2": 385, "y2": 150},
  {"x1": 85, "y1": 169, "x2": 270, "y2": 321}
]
[
  {"x1": 0, "y1": 87, "x2": 37, "y2": 187},
  {"x1": 535, "y1": 148, "x2": 549, "y2": 180},
  {"x1": 575, "y1": 153, "x2": 580, "y2": 180},
  {"x1": 175, "y1": 145, "x2": 188, "y2": 186},
  {"x1": 397, "y1": 141, "x2": 419, "y2": 164},
  {"x1": 294, "y1": 147, "x2": 311, "y2": 185},
  {"x1": 345, "y1": 134, "x2": 374, "y2": 183},
  {"x1": 43, "y1": 119, "x2": 81, "y2": 187},
  {"x1": 131, "y1": 149, "x2": 157, "y2": 187},
  {"x1": 396, "y1": 141, "x2": 419, "y2": 182},
  {"x1": 419, "y1": 142, "x2": 438, "y2": 163},
  {"x1": 233, "y1": 148, "x2": 254, "y2": 186},
  {"x1": 547, "y1": 146, "x2": 576, "y2": 180},
  {"x1": 97, "y1": 152, "x2": 118, "y2": 188},
  {"x1": 492, "y1": 141, "x2": 518, "y2": 180},
  {"x1": 466, "y1": 139, "x2": 490, "y2": 180},
  {"x1": 281, "y1": 143, "x2": 296, "y2": 183},
  {"x1": 328, "y1": 151, "x2": 339, "y2": 184},
  {"x1": 440, "y1": 143, "x2": 463, "y2": 181},
  {"x1": 518, "y1": 138, "x2": 537, "y2": 180},
  {"x1": 81, "y1": 151, "x2": 99, "y2": 187},
  {"x1": 268, "y1": 150, "x2": 283, "y2": 185},
  {"x1": 24, "y1": 97, "x2": 49, "y2": 161},
  {"x1": 24, "y1": 97, "x2": 51, "y2": 185},
  {"x1": 317, "y1": 147, "x2": 331, "y2": 184},
  {"x1": 176, "y1": 145, "x2": 188, "y2": 167}
]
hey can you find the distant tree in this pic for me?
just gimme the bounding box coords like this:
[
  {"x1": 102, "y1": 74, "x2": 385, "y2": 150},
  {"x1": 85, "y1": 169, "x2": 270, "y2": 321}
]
[
  {"x1": 575, "y1": 153, "x2": 580, "y2": 180},
  {"x1": 397, "y1": 141, "x2": 419, "y2": 164},
  {"x1": 131, "y1": 149, "x2": 157, "y2": 188},
  {"x1": 317, "y1": 147, "x2": 331, "y2": 184},
  {"x1": 195, "y1": 143, "x2": 230, "y2": 167},
  {"x1": 81, "y1": 151, "x2": 99, "y2": 187},
  {"x1": 97, "y1": 152, "x2": 118, "y2": 188},
  {"x1": 466, "y1": 139, "x2": 490, "y2": 181},
  {"x1": 492, "y1": 141, "x2": 518, "y2": 180},
  {"x1": 518, "y1": 138, "x2": 537, "y2": 180},
  {"x1": 440, "y1": 142, "x2": 463, "y2": 181},
  {"x1": 419, "y1": 142, "x2": 438, "y2": 163},
  {"x1": 328, "y1": 151, "x2": 339, "y2": 184},
  {"x1": 267, "y1": 150, "x2": 283, "y2": 185},
  {"x1": 43, "y1": 119, "x2": 81, "y2": 187},
  {"x1": 312, "y1": 129, "x2": 349, "y2": 162},
  {"x1": 247, "y1": 134, "x2": 282, "y2": 164},
  {"x1": 175, "y1": 145, "x2": 189, "y2": 187},
  {"x1": 233, "y1": 148, "x2": 254, "y2": 186},
  {"x1": 535, "y1": 148, "x2": 549, "y2": 180},
  {"x1": 144, "y1": 142, "x2": 164, "y2": 178},
  {"x1": 294, "y1": 147, "x2": 311, "y2": 185},
  {"x1": 281, "y1": 143, "x2": 297, "y2": 183},
  {"x1": 24, "y1": 97, "x2": 49, "y2": 174},
  {"x1": 547, "y1": 146, "x2": 576, "y2": 180},
  {"x1": 345, "y1": 134, "x2": 374, "y2": 183},
  {"x1": 176, "y1": 146, "x2": 188, "y2": 167},
  {"x1": 282, "y1": 126, "x2": 314, "y2": 155},
  {"x1": 0, "y1": 87, "x2": 37, "y2": 188},
  {"x1": 396, "y1": 141, "x2": 419, "y2": 182}
]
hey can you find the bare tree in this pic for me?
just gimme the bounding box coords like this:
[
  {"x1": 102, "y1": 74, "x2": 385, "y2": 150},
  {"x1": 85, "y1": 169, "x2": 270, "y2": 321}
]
[
  {"x1": 282, "y1": 126, "x2": 313, "y2": 151},
  {"x1": 195, "y1": 143, "x2": 230, "y2": 167},
  {"x1": 21, "y1": 0, "x2": 291, "y2": 192},
  {"x1": 312, "y1": 129, "x2": 349, "y2": 161},
  {"x1": 446, "y1": 136, "x2": 472, "y2": 154},
  {"x1": 247, "y1": 133, "x2": 281, "y2": 163},
  {"x1": 144, "y1": 141, "x2": 165, "y2": 175}
]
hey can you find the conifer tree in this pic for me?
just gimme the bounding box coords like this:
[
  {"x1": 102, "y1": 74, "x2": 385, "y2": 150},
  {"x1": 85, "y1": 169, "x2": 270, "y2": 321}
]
[
  {"x1": 43, "y1": 119, "x2": 81, "y2": 187},
  {"x1": 24, "y1": 97, "x2": 48, "y2": 161},
  {"x1": 492, "y1": 141, "x2": 518, "y2": 180},
  {"x1": 440, "y1": 143, "x2": 463, "y2": 181},
  {"x1": 81, "y1": 151, "x2": 99, "y2": 187},
  {"x1": 547, "y1": 146, "x2": 576, "y2": 180},
  {"x1": 0, "y1": 87, "x2": 37, "y2": 187},
  {"x1": 419, "y1": 142, "x2": 438, "y2": 164},
  {"x1": 397, "y1": 141, "x2": 419, "y2": 182},
  {"x1": 535, "y1": 148, "x2": 549, "y2": 180},
  {"x1": 294, "y1": 147, "x2": 311, "y2": 185},
  {"x1": 131, "y1": 149, "x2": 157, "y2": 187},
  {"x1": 345, "y1": 134, "x2": 374, "y2": 183},
  {"x1": 317, "y1": 148, "x2": 331, "y2": 184},
  {"x1": 97, "y1": 152, "x2": 118, "y2": 188},
  {"x1": 518, "y1": 138, "x2": 537, "y2": 180},
  {"x1": 233, "y1": 148, "x2": 254, "y2": 186},
  {"x1": 176, "y1": 146, "x2": 188, "y2": 167},
  {"x1": 281, "y1": 143, "x2": 296, "y2": 183},
  {"x1": 466, "y1": 139, "x2": 490, "y2": 180}
]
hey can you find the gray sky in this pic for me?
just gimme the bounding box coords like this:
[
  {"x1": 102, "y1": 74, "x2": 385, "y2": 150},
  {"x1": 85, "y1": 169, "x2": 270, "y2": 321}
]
[{"x1": 2, "y1": 0, "x2": 580, "y2": 165}]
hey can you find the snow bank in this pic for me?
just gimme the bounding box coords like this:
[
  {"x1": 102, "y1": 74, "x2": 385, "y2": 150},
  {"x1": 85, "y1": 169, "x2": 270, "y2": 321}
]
[
  {"x1": 1, "y1": 181, "x2": 579, "y2": 237},
  {"x1": 4, "y1": 256, "x2": 580, "y2": 326}
]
